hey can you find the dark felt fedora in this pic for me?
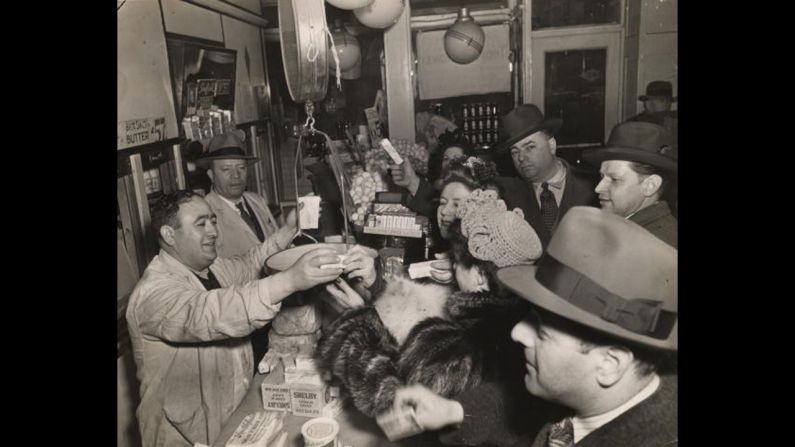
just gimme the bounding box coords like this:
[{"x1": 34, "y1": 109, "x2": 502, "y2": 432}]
[
  {"x1": 583, "y1": 121, "x2": 677, "y2": 174},
  {"x1": 195, "y1": 130, "x2": 258, "y2": 169},
  {"x1": 496, "y1": 206, "x2": 678, "y2": 351},
  {"x1": 496, "y1": 104, "x2": 562, "y2": 153},
  {"x1": 639, "y1": 80, "x2": 676, "y2": 102}
]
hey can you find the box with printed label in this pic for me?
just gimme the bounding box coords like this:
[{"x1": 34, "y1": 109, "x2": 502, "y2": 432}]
[
  {"x1": 261, "y1": 383, "x2": 292, "y2": 413},
  {"x1": 289, "y1": 383, "x2": 328, "y2": 418}
]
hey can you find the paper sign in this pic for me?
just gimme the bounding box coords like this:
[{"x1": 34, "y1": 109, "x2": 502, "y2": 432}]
[
  {"x1": 298, "y1": 195, "x2": 321, "y2": 229},
  {"x1": 118, "y1": 117, "x2": 166, "y2": 149}
]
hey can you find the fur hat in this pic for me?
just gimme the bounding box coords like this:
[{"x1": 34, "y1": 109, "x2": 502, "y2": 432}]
[{"x1": 456, "y1": 189, "x2": 542, "y2": 267}]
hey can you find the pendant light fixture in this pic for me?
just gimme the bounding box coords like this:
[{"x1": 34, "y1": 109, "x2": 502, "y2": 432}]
[{"x1": 443, "y1": 7, "x2": 485, "y2": 65}]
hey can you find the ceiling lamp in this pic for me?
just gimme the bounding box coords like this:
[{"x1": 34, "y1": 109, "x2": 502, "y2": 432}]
[
  {"x1": 328, "y1": 21, "x2": 361, "y2": 72},
  {"x1": 443, "y1": 7, "x2": 485, "y2": 64},
  {"x1": 326, "y1": 0, "x2": 373, "y2": 9},
  {"x1": 354, "y1": 0, "x2": 405, "y2": 29}
]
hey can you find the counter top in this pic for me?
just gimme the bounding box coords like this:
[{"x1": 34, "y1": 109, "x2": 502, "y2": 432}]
[{"x1": 213, "y1": 362, "x2": 425, "y2": 447}]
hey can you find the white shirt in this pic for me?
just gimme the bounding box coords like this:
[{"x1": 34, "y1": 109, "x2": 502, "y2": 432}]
[
  {"x1": 531, "y1": 160, "x2": 567, "y2": 207},
  {"x1": 215, "y1": 189, "x2": 246, "y2": 215},
  {"x1": 571, "y1": 374, "x2": 661, "y2": 443}
]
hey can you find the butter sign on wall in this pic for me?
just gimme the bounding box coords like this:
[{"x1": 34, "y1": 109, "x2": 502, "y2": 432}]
[{"x1": 118, "y1": 117, "x2": 166, "y2": 149}]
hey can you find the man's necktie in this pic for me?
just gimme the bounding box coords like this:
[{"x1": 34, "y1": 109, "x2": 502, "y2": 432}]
[
  {"x1": 547, "y1": 417, "x2": 574, "y2": 447},
  {"x1": 540, "y1": 182, "x2": 559, "y2": 233},
  {"x1": 237, "y1": 200, "x2": 265, "y2": 242},
  {"x1": 193, "y1": 269, "x2": 222, "y2": 291}
]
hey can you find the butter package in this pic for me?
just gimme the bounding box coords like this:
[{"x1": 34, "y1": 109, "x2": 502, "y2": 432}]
[
  {"x1": 261, "y1": 383, "x2": 291, "y2": 413},
  {"x1": 290, "y1": 383, "x2": 328, "y2": 418},
  {"x1": 226, "y1": 411, "x2": 284, "y2": 447},
  {"x1": 376, "y1": 406, "x2": 423, "y2": 441}
]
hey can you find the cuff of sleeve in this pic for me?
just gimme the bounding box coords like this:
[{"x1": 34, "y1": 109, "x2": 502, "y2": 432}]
[{"x1": 262, "y1": 272, "x2": 293, "y2": 307}]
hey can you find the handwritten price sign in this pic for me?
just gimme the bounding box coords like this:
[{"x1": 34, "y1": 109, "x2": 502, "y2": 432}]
[{"x1": 117, "y1": 117, "x2": 166, "y2": 150}]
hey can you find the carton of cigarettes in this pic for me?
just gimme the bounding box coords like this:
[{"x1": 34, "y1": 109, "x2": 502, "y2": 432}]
[{"x1": 380, "y1": 139, "x2": 404, "y2": 164}]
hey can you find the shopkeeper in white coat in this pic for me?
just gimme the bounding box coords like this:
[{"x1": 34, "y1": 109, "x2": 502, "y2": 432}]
[{"x1": 197, "y1": 130, "x2": 281, "y2": 259}]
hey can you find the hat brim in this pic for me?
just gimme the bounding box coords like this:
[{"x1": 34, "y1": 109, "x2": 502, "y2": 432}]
[
  {"x1": 496, "y1": 265, "x2": 677, "y2": 350},
  {"x1": 582, "y1": 147, "x2": 677, "y2": 174},
  {"x1": 639, "y1": 95, "x2": 677, "y2": 102},
  {"x1": 495, "y1": 118, "x2": 563, "y2": 153},
  {"x1": 194, "y1": 155, "x2": 259, "y2": 169}
]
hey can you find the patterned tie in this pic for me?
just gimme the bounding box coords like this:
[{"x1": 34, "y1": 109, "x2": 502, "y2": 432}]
[
  {"x1": 547, "y1": 417, "x2": 574, "y2": 447},
  {"x1": 540, "y1": 182, "x2": 559, "y2": 233},
  {"x1": 236, "y1": 200, "x2": 265, "y2": 242}
]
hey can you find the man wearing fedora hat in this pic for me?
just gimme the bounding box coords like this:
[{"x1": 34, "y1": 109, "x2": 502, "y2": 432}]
[
  {"x1": 628, "y1": 80, "x2": 678, "y2": 144},
  {"x1": 197, "y1": 130, "x2": 282, "y2": 259},
  {"x1": 500, "y1": 207, "x2": 677, "y2": 446},
  {"x1": 583, "y1": 121, "x2": 677, "y2": 248},
  {"x1": 388, "y1": 207, "x2": 677, "y2": 446},
  {"x1": 494, "y1": 104, "x2": 598, "y2": 248}
]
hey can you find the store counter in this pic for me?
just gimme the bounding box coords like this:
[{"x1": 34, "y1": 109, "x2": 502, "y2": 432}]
[{"x1": 213, "y1": 361, "x2": 423, "y2": 447}]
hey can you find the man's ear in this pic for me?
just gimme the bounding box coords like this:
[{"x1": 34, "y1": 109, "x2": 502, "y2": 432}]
[
  {"x1": 160, "y1": 225, "x2": 177, "y2": 247},
  {"x1": 595, "y1": 346, "x2": 633, "y2": 388},
  {"x1": 641, "y1": 174, "x2": 663, "y2": 197},
  {"x1": 548, "y1": 136, "x2": 557, "y2": 155},
  {"x1": 206, "y1": 168, "x2": 215, "y2": 183}
]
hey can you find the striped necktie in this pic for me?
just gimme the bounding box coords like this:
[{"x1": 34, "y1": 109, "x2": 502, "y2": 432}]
[
  {"x1": 547, "y1": 417, "x2": 574, "y2": 447},
  {"x1": 540, "y1": 182, "x2": 559, "y2": 233}
]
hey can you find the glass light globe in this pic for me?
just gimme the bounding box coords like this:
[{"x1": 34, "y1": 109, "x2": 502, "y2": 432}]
[
  {"x1": 327, "y1": 0, "x2": 373, "y2": 10},
  {"x1": 354, "y1": 0, "x2": 405, "y2": 29},
  {"x1": 444, "y1": 8, "x2": 485, "y2": 65}
]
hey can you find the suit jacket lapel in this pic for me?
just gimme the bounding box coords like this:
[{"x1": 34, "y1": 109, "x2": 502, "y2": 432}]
[{"x1": 208, "y1": 191, "x2": 259, "y2": 241}]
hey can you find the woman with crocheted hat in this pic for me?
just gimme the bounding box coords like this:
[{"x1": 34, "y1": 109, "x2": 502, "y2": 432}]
[{"x1": 316, "y1": 188, "x2": 543, "y2": 420}]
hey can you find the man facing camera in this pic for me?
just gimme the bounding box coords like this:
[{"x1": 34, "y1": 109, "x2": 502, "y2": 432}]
[{"x1": 494, "y1": 104, "x2": 598, "y2": 248}]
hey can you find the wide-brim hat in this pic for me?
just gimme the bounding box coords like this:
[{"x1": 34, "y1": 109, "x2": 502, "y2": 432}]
[
  {"x1": 195, "y1": 129, "x2": 258, "y2": 169},
  {"x1": 638, "y1": 80, "x2": 676, "y2": 102},
  {"x1": 583, "y1": 121, "x2": 677, "y2": 174},
  {"x1": 496, "y1": 206, "x2": 677, "y2": 351},
  {"x1": 495, "y1": 104, "x2": 562, "y2": 153}
]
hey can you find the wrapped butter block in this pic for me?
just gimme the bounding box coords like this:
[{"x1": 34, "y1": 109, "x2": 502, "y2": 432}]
[
  {"x1": 290, "y1": 383, "x2": 328, "y2": 418},
  {"x1": 226, "y1": 411, "x2": 284, "y2": 447},
  {"x1": 261, "y1": 383, "x2": 291, "y2": 413}
]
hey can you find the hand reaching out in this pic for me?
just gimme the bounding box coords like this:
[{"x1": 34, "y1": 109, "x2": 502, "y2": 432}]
[{"x1": 392, "y1": 384, "x2": 464, "y2": 431}]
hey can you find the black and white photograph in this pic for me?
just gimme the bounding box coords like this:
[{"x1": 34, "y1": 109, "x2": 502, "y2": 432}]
[{"x1": 117, "y1": 1, "x2": 678, "y2": 446}]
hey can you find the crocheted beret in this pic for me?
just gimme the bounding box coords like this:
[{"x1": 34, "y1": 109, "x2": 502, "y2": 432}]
[{"x1": 455, "y1": 189, "x2": 542, "y2": 267}]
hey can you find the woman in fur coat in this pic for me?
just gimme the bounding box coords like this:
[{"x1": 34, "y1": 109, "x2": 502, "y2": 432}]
[{"x1": 317, "y1": 189, "x2": 543, "y2": 418}]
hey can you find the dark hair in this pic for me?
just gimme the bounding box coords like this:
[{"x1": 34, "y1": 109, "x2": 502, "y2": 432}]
[
  {"x1": 150, "y1": 190, "x2": 201, "y2": 241},
  {"x1": 530, "y1": 306, "x2": 673, "y2": 377},
  {"x1": 440, "y1": 157, "x2": 499, "y2": 192},
  {"x1": 428, "y1": 130, "x2": 474, "y2": 181}
]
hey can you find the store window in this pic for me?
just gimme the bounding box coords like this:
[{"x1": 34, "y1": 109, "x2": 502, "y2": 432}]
[
  {"x1": 532, "y1": 0, "x2": 621, "y2": 29},
  {"x1": 544, "y1": 49, "x2": 607, "y2": 146}
]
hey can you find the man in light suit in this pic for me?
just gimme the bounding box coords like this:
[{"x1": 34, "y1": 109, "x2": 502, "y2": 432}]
[
  {"x1": 197, "y1": 131, "x2": 287, "y2": 369},
  {"x1": 197, "y1": 131, "x2": 281, "y2": 260}
]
